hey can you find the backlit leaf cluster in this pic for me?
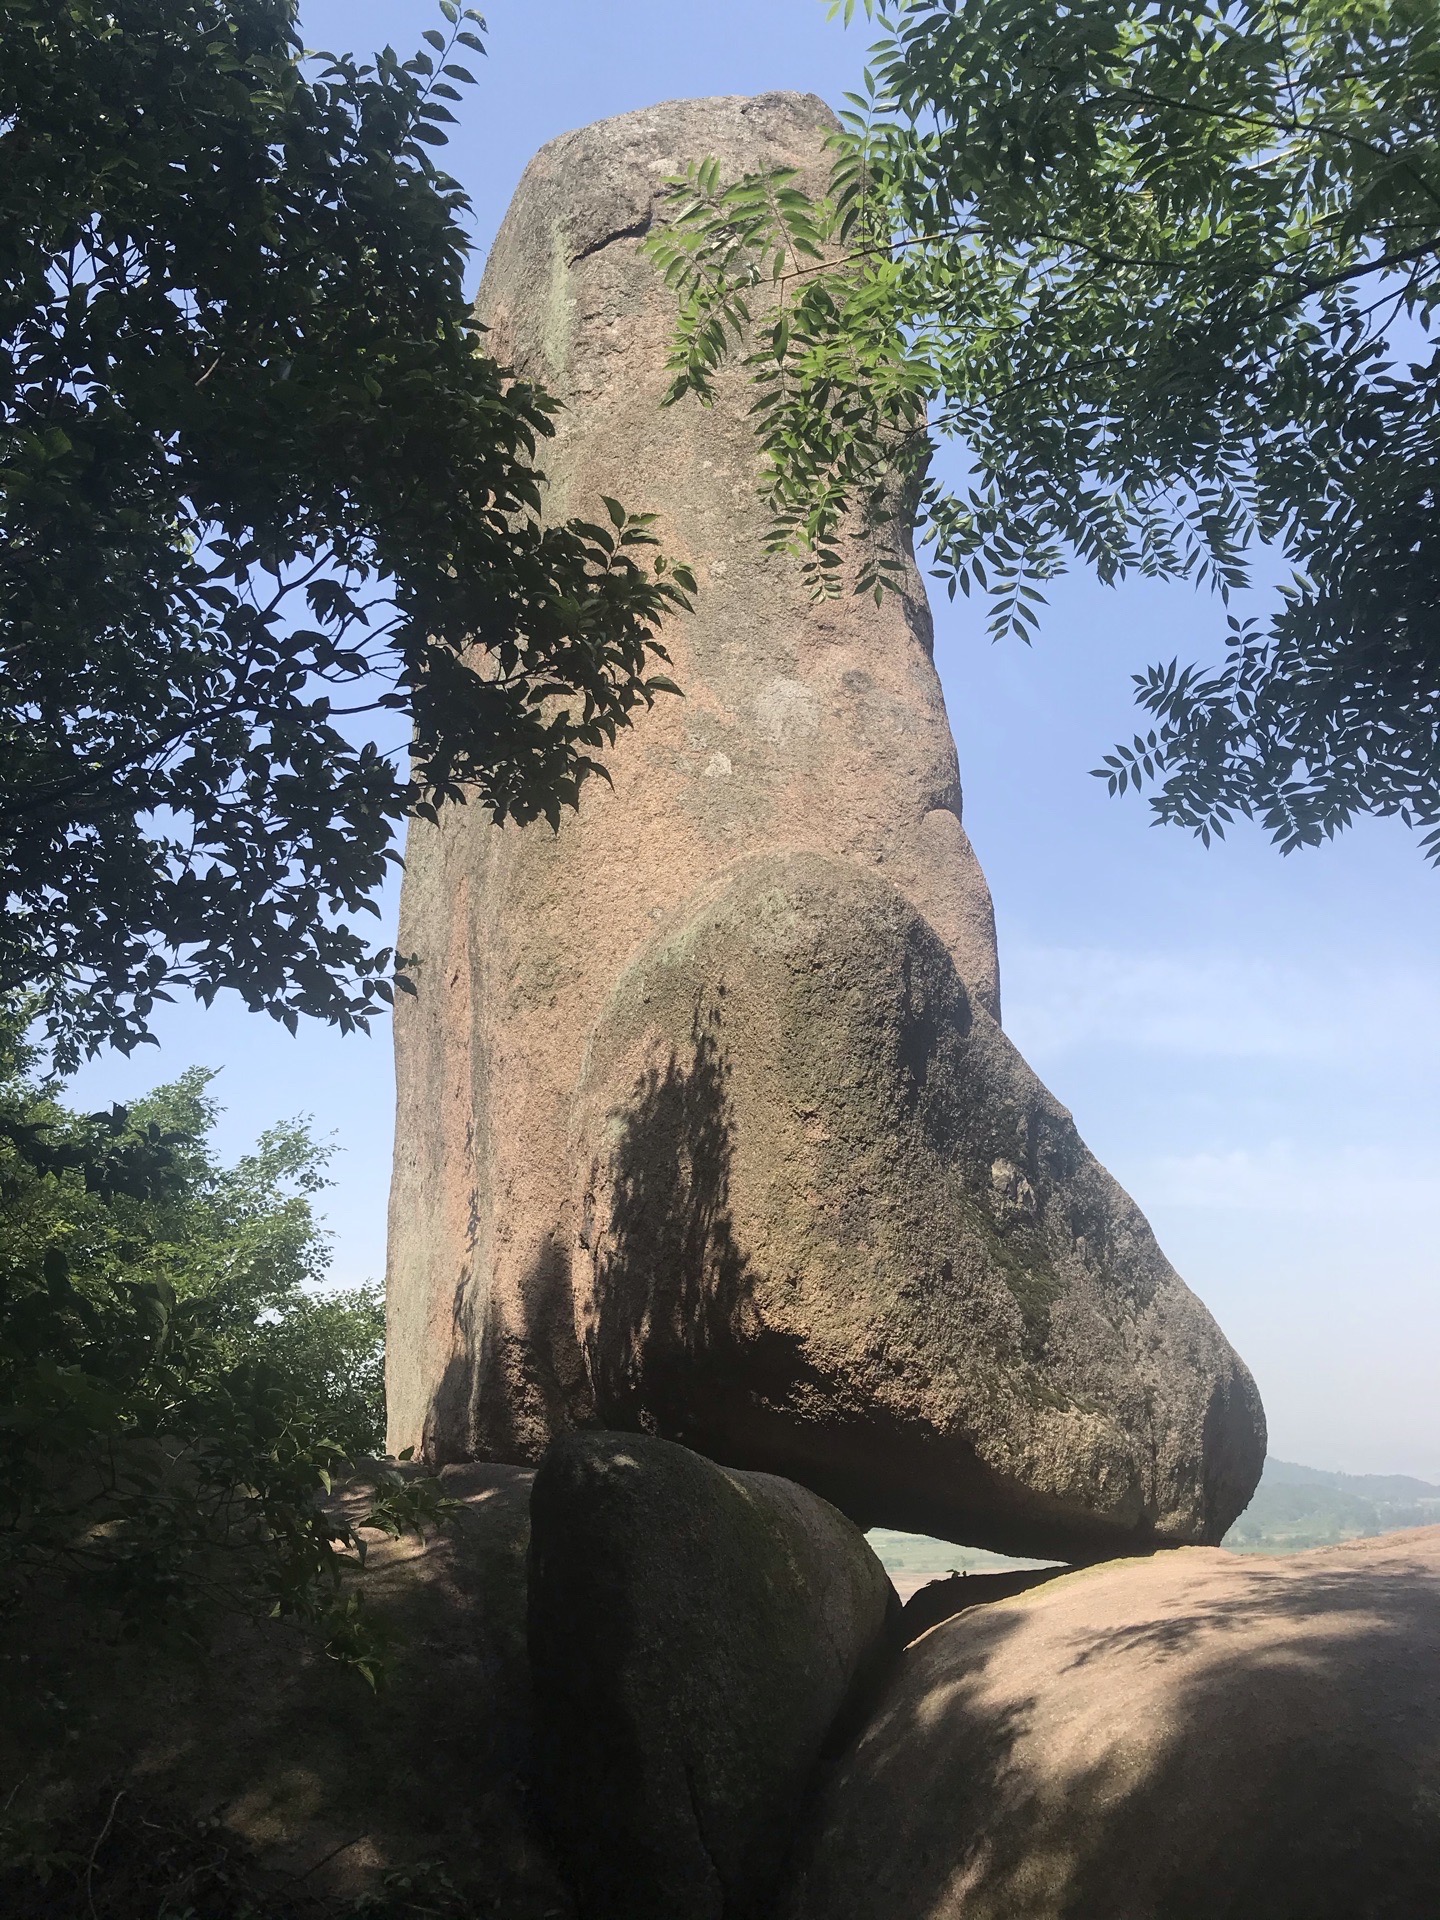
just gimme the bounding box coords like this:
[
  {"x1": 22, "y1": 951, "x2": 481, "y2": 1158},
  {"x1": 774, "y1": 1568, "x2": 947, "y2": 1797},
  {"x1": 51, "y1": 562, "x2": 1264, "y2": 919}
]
[{"x1": 647, "y1": 0, "x2": 1440, "y2": 859}]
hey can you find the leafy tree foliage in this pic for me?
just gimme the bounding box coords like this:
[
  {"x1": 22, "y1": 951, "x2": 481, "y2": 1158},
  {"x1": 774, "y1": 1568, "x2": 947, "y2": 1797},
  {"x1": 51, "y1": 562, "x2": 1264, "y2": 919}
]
[
  {"x1": 1, "y1": 0, "x2": 692, "y2": 1069},
  {"x1": 648, "y1": 0, "x2": 1440, "y2": 859},
  {"x1": 0, "y1": 1011, "x2": 424, "y2": 1676}
]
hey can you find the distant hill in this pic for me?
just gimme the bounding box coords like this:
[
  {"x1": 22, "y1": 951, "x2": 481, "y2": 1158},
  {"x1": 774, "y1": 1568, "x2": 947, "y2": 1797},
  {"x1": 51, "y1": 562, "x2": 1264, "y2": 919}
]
[
  {"x1": 869, "y1": 1459, "x2": 1440, "y2": 1597},
  {"x1": 1259, "y1": 1457, "x2": 1440, "y2": 1502},
  {"x1": 1223, "y1": 1458, "x2": 1440, "y2": 1554}
]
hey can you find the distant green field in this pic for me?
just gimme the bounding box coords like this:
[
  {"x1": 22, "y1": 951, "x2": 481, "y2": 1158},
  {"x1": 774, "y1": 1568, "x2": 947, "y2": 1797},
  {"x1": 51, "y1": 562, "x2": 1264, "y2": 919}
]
[
  {"x1": 865, "y1": 1531, "x2": 1057, "y2": 1598},
  {"x1": 868, "y1": 1459, "x2": 1440, "y2": 1596}
]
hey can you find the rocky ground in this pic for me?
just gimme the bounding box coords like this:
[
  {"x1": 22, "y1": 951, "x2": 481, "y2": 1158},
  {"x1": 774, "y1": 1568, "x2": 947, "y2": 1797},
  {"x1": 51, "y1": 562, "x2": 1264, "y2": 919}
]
[{"x1": 4, "y1": 1439, "x2": 1438, "y2": 1919}]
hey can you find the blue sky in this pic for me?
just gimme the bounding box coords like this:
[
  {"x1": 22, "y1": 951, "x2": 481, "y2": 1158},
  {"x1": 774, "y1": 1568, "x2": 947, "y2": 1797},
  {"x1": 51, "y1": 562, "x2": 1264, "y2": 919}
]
[{"x1": 69, "y1": 0, "x2": 1440, "y2": 1482}]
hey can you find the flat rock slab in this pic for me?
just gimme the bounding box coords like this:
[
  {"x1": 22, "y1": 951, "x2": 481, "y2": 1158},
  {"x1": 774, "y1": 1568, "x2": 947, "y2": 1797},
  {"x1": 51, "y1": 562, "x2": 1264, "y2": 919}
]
[
  {"x1": 528, "y1": 1432, "x2": 899, "y2": 1920},
  {"x1": 780, "y1": 1527, "x2": 1440, "y2": 1920}
]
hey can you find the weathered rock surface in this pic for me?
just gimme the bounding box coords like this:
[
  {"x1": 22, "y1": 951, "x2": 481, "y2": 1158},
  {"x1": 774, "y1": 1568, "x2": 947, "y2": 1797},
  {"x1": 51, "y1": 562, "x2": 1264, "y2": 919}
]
[
  {"x1": 571, "y1": 854, "x2": 1264, "y2": 1561},
  {"x1": 386, "y1": 91, "x2": 1001, "y2": 1468},
  {"x1": 779, "y1": 1528, "x2": 1440, "y2": 1920},
  {"x1": 528, "y1": 1432, "x2": 899, "y2": 1920},
  {"x1": 0, "y1": 1464, "x2": 570, "y2": 1918},
  {"x1": 384, "y1": 90, "x2": 1264, "y2": 1555}
]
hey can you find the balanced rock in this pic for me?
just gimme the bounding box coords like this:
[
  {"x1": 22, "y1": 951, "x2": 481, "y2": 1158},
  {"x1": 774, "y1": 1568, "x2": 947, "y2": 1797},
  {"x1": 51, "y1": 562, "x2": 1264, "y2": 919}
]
[
  {"x1": 384, "y1": 92, "x2": 1265, "y2": 1554},
  {"x1": 571, "y1": 853, "x2": 1262, "y2": 1562},
  {"x1": 386, "y1": 90, "x2": 999, "y2": 1467},
  {"x1": 528, "y1": 1432, "x2": 899, "y2": 1920},
  {"x1": 779, "y1": 1529, "x2": 1440, "y2": 1920}
]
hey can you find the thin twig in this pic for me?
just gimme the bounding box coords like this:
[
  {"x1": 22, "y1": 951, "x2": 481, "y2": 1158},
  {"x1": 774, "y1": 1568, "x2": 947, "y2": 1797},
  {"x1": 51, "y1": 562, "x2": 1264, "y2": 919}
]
[
  {"x1": 86, "y1": 1788, "x2": 125, "y2": 1920},
  {"x1": 282, "y1": 1831, "x2": 366, "y2": 1886}
]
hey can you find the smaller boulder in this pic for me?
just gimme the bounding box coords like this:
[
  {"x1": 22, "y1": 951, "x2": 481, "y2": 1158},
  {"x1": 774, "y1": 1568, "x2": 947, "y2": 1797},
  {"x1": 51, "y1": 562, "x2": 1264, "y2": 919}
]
[
  {"x1": 528, "y1": 1432, "x2": 900, "y2": 1920},
  {"x1": 779, "y1": 1527, "x2": 1440, "y2": 1920}
]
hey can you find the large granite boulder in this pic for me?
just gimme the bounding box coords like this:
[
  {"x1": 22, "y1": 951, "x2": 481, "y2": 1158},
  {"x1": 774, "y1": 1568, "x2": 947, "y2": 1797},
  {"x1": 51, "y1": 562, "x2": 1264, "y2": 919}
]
[
  {"x1": 383, "y1": 90, "x2": 1264, "y2": 1555},
  {"x1": 528, "y1": 1432, "x2": 899, "y2": 1920},
  {"x1": 778, "y1": 1528, "x2": 1440, "y2": 1920},
  {"x1": 386, "y1": 91, "x2": 1001, "y2": 1469},
  {"x1": 571, "y1": 852, "x2": 1262, "y2": 1562}
]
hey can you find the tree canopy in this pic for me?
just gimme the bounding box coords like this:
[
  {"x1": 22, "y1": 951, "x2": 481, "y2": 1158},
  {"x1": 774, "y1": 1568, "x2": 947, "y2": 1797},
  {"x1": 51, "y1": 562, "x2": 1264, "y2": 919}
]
[
  {"x1": 648, "y1": 0, "x2": 1440, "y2": 861},
  {"x1": 1, "y1": 0, "x2": 691, "y2": 1069}
]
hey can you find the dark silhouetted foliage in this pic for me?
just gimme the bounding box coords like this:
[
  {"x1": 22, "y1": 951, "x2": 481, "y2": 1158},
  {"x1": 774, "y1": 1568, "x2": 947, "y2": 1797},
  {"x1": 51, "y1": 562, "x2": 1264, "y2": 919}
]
[{"x1": 1, "y1": 0, "x2": 691, "y2": 1067}]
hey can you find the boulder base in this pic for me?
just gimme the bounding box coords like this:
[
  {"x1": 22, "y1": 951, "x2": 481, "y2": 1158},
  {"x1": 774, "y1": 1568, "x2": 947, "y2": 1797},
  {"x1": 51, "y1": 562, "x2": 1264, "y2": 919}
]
[
  {"x1": 528, "y1": 1432, "x2": 899, "y2": 1920},
  {"x1": 780, "y1": 1527, "x2": 1440, "y2": 1920}
]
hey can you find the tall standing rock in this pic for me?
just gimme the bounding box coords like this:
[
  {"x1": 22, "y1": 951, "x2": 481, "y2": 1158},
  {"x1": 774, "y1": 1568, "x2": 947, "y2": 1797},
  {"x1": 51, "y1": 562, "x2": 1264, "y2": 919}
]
[
  {"x1": 387, "y1": 93, "x2": 1001, "y2": 1464},
  {"x1": 385, "y1": 93, "x2": 1266, "y2": 1556}
]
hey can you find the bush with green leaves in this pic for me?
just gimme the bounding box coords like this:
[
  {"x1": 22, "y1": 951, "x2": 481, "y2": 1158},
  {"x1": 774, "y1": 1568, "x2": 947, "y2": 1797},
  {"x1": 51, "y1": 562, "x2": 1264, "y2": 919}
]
[
  {"x1": 0, "y1": 1010, "x2": 428, "y2": 1676},
  {"x1": 648, "y1": 0, "x2": 1440, "y2": 861}
]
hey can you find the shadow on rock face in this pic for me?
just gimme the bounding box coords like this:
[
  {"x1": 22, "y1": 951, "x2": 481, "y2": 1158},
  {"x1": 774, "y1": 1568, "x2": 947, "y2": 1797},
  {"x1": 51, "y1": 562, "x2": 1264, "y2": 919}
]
[{"x1": 579, "y1": 995, "x2": 816, "y2": 1450}]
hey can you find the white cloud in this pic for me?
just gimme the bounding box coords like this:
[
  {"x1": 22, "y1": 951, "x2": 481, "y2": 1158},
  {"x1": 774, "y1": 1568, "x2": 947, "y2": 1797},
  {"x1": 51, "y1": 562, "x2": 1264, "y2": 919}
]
[{"x1": 1002, "y1": 944, "x2": 1440, "y2": 1065}]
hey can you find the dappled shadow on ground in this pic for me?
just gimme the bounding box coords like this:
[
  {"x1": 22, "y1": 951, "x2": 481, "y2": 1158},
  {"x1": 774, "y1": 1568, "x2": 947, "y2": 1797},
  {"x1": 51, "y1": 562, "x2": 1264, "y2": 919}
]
[{"x1": 0, "y1": 1466, "x2": 570, "y2": 1920}]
